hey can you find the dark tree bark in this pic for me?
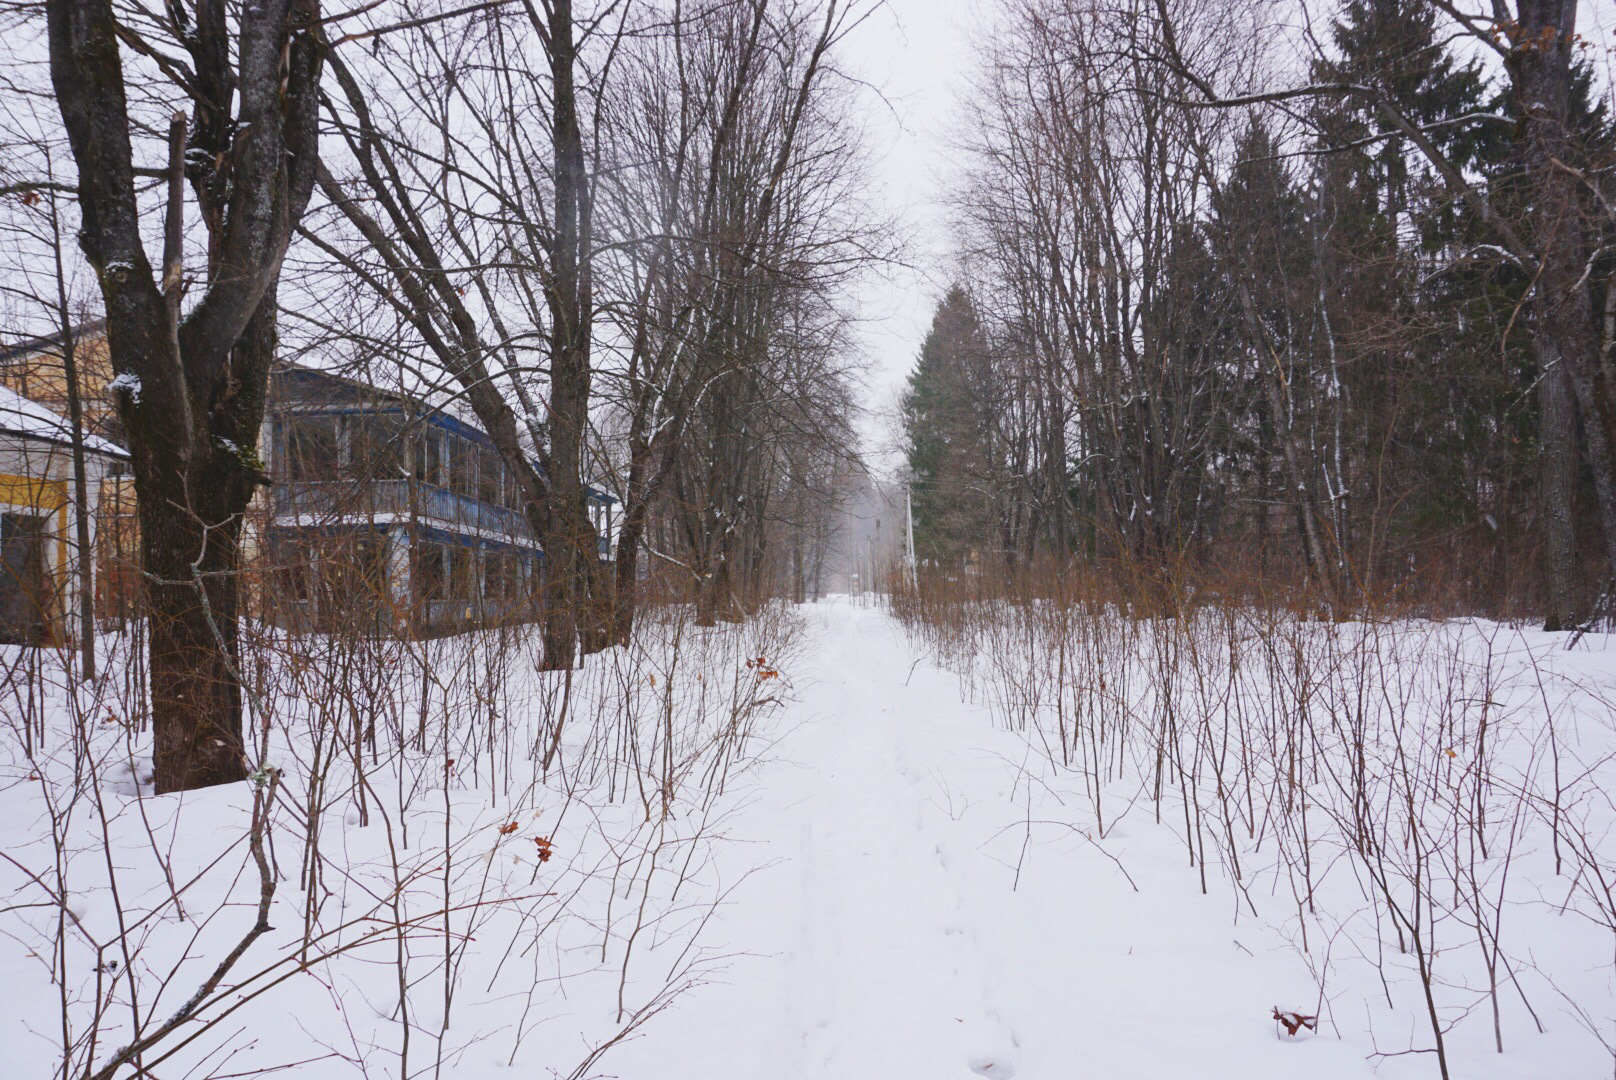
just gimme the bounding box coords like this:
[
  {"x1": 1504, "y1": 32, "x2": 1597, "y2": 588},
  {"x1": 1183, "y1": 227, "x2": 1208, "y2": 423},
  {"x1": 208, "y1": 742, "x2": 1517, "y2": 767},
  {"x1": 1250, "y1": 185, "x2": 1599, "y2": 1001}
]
[
  {"x1": 47, "y1": 0, "x2": 322, "y2": 791},
  {"x1": 1508, "y1": 0, "x2": 1611, "y2": 628},
  {"x1": 1538, "y1": 355, "x2": 1583, "y2": 628},
  {"x1": 537, "y1": 0, "x2": 607, "y2": 668}
]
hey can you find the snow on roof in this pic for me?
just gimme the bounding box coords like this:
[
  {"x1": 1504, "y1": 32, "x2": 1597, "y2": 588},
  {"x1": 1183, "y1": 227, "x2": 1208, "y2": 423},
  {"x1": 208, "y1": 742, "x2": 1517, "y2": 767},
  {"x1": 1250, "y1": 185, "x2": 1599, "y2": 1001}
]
[{"x1": 0, "y1": 383, "x2": 128, "y2": 459}]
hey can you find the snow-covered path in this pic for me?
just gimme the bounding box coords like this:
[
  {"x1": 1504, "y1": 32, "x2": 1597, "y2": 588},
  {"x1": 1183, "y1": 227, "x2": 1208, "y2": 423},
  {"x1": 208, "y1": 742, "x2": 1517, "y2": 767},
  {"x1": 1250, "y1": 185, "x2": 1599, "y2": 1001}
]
[
  {"x1": 767, "y1": 600, "x2": 1021, "y2": 1079},
  {"x1": 605, "y1": 599, "x2": 1380, "y2": 1080}
]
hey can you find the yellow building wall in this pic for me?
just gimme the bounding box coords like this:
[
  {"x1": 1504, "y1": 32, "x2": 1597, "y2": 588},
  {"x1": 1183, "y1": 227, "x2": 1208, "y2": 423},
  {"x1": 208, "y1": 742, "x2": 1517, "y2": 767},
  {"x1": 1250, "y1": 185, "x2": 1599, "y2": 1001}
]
[
  {"x1": 0, "y1": 472, "x2": 70, "y2": 643},
  {"x1": 0, "y1": 332, "x2": 119, "y2": 439}
]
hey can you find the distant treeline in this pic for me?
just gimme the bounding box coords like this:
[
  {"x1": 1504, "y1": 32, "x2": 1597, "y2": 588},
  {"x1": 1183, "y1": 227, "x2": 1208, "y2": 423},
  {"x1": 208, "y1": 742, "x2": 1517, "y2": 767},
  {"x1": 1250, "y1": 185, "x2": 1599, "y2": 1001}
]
[{"x1": 904, "y1": 0, "x2": 1615, "y2": 627}]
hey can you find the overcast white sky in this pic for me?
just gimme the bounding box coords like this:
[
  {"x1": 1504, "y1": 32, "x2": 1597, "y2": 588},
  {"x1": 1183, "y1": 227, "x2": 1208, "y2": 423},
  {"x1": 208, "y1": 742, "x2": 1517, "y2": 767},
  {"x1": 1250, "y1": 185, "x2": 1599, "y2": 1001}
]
[{"x1": 838, "y1": 0, "x2": 979, "y2": 475}]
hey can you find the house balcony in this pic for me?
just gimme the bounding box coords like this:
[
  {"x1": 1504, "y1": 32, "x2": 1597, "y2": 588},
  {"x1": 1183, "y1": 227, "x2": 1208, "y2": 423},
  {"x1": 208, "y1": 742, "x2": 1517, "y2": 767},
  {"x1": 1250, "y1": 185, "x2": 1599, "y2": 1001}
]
[{"x1": 271, "y1": 478, "x2": 536, "y2": 543}]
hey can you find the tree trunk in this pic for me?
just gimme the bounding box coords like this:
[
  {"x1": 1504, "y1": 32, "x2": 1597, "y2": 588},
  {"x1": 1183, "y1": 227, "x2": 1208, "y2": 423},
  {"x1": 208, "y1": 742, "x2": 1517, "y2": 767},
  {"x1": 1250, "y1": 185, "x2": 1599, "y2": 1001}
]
[
  {"x1": 1232, "y1": 281, "x2": 1338, "y2": 609},
  {"x1": 49, "y1": 0, "x2": 320, "y2": 791},
  {"x1": 694, "y1": 556, "x2": 719, "y2": 627},
  {"x1": 142, "y1": 485, "x2": 248, "y2": 791},
  {"x1": 792, "y1": 532, "x2": 805, "y2": 605},
  {"x1": 1537, "y1": 354, "x2": 1583, "y2": 629},
  {"x1": 1512, "y1": 0, "x2": 1608, "y2": 628},
  {"x1": 53, "y1": 253, "x2": 97, "y2": 680},
  {"x1": 538, "y1": 0, "x2": 605, "y2": 669},
  {"x1": 610, "y1": 446, "x2": 661, "y2": 646}
]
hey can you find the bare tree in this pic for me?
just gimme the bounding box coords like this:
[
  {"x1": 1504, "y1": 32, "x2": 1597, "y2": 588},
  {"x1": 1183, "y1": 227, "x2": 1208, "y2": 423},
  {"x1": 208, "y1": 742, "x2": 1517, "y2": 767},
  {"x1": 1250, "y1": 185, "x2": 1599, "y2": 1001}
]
[
  {"x1": 45, "y1": 0, "x2": 322, "y2": 789},
  {"x1": 309, "y1": 0, "x2": 881, "y2": 646}
]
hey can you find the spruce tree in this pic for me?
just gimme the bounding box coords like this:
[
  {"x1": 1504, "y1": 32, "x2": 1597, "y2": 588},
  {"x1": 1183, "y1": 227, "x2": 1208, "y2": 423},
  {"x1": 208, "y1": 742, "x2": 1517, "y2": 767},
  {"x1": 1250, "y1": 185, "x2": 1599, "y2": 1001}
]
[
  {"x1": 1309, "y1": 0, "x2": 1506, "y2": 589},
  {"x1": 903, "y1": 287, "x2": 998, "y2": 568},
  {"x1": 1312, "y1": 0, "x2": 1489, "y2": 215}
]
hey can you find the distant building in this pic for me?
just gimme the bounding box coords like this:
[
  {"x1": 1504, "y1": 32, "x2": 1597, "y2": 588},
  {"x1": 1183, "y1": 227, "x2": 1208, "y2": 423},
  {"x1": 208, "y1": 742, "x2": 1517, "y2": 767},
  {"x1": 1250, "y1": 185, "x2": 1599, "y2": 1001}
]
[
  {"x1": 3, "y1": 321, "x2": 619, "y2": 640},
  {"x1": 0, "y1": 321, "x2": 140, "y2": 622},
  {"x1": 0, "y1": 383, "x2": 127, "y2": 645},
  {"x1": 258, "y1": 364, "x2": 618, "y2": 635},
  {"x1": 0, "y1": 320, "x2": 122, "y2": 444}
]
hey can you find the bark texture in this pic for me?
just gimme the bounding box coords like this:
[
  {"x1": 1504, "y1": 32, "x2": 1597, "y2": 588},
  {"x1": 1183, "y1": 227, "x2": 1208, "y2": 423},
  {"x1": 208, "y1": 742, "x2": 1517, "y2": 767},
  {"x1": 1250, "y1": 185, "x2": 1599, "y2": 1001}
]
[{"x1": 47, "y1": 0, "x2": 322, "y2": 790}]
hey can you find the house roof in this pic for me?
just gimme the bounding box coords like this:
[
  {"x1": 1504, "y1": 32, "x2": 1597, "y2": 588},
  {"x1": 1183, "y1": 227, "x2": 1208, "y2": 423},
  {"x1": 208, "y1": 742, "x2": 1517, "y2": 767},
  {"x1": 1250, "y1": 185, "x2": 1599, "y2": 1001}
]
[
  {"x1": 0, "y1": 382, "x2": 128, "y2": 459},
  {"x1": 273, "y1": 362, "x2": 620, "y2": 505},
  {"x1": 271, "y1": 362, "x2": 416, "y2": 410},
  {"x1": 0, "y1": 319, "x2": 107, "y2": 363}
]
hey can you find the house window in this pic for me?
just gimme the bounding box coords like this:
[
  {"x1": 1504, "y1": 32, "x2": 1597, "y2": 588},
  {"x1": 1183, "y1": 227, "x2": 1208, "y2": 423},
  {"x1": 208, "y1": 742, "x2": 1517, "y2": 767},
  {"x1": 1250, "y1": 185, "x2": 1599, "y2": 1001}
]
[
  {"x1": 267, "y1": 531, "x2": 314, "y2": 629},
  {"x1": 478, "y1": 450, "x2": 503, "y2": 506},
  {"x1": 0, "y1": 512, "x2": 52, "y2": 645},
  {"x1": 414, "y1": 430, "x2": 442, "y2": 486},
  {"x1": 321, "y1": 533, "x2": 387, "y2": 597},
  {"x1": 447, "y1": 436, "x2": 476, "y2": 496},
  {"x1": 284, "y1": 415, "x2": 339, "y2": 482},
  {"x1": 503, "y1": 465, "x2": 526, "y2": 510},
  {"x1": 349, "y1": 414, "x2": 405, "y2": 481},
  {"x1": 414, "y1": 541, "x2": 447, "y2": 603},
  {"x1": 448, "y1": 544, "x2": 477, "y2": 602},
  {"x1": 485, "y1": 550, "x2": 514, "y2": 602}
]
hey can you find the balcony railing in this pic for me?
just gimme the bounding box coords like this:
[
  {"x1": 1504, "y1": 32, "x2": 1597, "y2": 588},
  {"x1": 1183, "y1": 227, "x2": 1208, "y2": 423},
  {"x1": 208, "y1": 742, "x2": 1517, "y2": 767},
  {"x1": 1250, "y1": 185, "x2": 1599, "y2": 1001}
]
[{"x1": 272, "y1": 478, "x2": 534, "y2": 541}]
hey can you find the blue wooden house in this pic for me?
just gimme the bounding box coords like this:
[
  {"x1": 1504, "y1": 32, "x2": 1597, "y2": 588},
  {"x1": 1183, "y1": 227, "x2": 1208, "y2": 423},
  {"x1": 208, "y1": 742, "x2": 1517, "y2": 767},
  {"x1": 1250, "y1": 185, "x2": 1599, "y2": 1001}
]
[{"x1": 260, "y1": 365, "x2": 615, "y2": 634}]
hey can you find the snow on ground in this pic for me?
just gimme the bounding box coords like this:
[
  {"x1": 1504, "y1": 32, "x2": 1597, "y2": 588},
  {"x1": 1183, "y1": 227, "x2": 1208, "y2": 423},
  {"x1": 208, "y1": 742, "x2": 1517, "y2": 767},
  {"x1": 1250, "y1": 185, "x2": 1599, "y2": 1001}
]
[
  {"x1": 607, "y1": 598, "x2": 1616, "y2": 1080},
  {"x1": 3, "y1": 597, "x2": 1613, "y2": 1078},
  {"x1": 606, "y1": 598, "x2": 1381, "y2": 1080}
]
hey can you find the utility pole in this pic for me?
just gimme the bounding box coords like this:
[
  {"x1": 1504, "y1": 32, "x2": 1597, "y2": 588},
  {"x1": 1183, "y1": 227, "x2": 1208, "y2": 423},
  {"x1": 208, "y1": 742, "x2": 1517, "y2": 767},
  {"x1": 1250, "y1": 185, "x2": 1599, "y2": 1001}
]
[{"x1": 904, "y1": 473, "x2": 917, "y2": 589}]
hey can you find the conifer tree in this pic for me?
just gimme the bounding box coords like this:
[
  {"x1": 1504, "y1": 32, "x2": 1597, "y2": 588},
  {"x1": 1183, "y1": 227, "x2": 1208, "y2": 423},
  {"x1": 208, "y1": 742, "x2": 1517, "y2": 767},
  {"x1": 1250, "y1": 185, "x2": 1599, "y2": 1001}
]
[{"x1": 903, "y1": 288, "x2": 999, "y2": 568}]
